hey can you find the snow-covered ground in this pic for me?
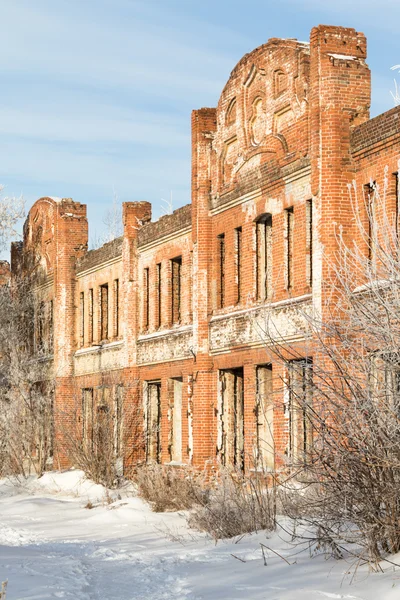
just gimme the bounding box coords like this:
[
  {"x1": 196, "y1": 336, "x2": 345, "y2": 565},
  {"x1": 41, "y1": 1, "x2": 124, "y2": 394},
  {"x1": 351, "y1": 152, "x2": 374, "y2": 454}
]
[{"x1": 0, "y1": 471, "x2": 399, "y2": 600}]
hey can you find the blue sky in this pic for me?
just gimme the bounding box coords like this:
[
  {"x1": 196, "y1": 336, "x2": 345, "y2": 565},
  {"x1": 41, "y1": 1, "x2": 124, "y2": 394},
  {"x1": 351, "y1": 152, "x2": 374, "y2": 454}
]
[{"x1": 0, "y1": 0, "x2": 399, "y2": 252}]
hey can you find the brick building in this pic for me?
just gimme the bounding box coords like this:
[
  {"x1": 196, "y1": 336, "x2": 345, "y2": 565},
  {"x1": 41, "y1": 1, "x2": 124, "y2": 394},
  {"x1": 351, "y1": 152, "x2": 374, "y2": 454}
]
[{"x1": 10, "y1": 25, "x2": 400, "y2": 474}]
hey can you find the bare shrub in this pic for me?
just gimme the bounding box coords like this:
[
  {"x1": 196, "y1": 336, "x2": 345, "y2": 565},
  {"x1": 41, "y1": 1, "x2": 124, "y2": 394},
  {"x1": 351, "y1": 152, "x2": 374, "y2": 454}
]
[
  {"x1": 62, "y1": 377, "x2": 142, "y2": 489},
  {"x1": 0, "y1": 580, "x2": 7, "y2": 600},
  {"x1": 65, "y1": 409, "x2": 121, "y2": 488},
  {"x1": 0, "y1": 185, "x2": 24, "y2": 251},
  {"x1": 135, "y1": 463, "x2": 205, "y2": 512},
  {"x1": 0, "y1": 277, "x2": 54, "y2": 477},
  {"x1": 256, "y1": 172, "x2": 400, "y2": 565},
  {"x1": 188, "y1": 468, "x2": 276, "y2": 540}
]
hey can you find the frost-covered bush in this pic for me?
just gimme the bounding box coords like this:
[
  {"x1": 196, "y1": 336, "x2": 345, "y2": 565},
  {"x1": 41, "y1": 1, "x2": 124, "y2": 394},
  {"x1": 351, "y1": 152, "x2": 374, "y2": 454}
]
[{"x1": 188, "y1": 468, "x2": 276, "y2": 540}]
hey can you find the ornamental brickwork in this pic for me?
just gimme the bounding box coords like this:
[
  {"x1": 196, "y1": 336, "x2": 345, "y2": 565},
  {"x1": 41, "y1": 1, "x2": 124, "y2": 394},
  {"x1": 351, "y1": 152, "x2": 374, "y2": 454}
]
[{"x1": 10, "y1": 25, "x2": 400, "y2": 474}]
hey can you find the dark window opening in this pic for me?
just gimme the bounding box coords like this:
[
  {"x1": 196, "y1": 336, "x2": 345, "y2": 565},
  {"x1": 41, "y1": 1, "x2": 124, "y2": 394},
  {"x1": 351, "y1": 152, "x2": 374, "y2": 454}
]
[
  {"x1": 235, "y1": 226, "x2": 242, "y2": 304},
  {"x1": 88, "y1": 288, "x2": 94, "y2": 344},
  {"x1": 306, "y1": 200, "x2": 313, "y2": 287},
  {"x1": 100, "y1": 283, "x2": 109, "y2": 341},
  {"x1": 286, "y1": 207, "x2": 294, "y2": 290},
  {"x1": 79, "y1": 292, "x2": 84, "y2": 347},
  {"x1": 217, "y1": 233, "x2": 225, "y2": 308},
  {"x1": 114, "y1": 279, "x2": 119, "y2": 338},
  {"x1": 143, "y1": 268, "x2": 150, "y2": 331},
  {"x1": 171, "y1": 256, "x2": 182, "y2": 324},
  {"x1": 156, "y1": 263, "x2": 162, "y2": 328}
]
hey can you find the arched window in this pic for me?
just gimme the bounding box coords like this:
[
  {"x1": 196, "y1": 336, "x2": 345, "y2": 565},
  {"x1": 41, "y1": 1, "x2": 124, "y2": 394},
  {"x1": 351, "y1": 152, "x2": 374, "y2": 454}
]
[
  {"x1": 274, "y1": 69, "x2": 287, "y2": 97},
  {"x1": 226, "y1": 98, "x2": 237, "y2": 126}
]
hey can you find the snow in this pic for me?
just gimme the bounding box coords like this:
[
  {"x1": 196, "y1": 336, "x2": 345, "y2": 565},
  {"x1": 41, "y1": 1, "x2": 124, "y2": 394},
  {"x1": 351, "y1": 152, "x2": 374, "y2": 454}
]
[
  {"x1": 327, "y1": 53, "x2": 357, "y2": 61},
  {"x1": 0, "y1": 470, "x2": 399, "y2": 599}
]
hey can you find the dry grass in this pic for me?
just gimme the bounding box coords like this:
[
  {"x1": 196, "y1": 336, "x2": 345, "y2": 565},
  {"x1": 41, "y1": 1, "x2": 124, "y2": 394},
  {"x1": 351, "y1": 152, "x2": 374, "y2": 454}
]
[
  {"x1": 135, "y1": 463, "x2": 207, "y2": 512},
  {"x1": 188, "y1": 468, "x2": 276, "y2": 540}
]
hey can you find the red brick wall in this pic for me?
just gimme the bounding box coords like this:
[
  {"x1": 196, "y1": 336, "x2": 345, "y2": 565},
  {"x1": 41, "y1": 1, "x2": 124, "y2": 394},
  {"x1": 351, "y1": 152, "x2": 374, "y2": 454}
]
[{"x1": 11, "y1": 25, "x2": 400, "y2": 475}]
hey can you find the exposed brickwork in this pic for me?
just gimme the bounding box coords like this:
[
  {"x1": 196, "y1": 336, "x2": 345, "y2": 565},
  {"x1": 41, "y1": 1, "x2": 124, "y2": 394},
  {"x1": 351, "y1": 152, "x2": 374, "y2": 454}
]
[
  {"x1": 76, "y1": 237, "x2": 123, "y2": 274},
  {"x1": 11, "y1": 25, "x2": 400, "y2": 475},
  {"x1": 138, "y1": 204, "x2": 192, "y2": 247},
  {"x1": 351, "y1": 106, "x2": 400, "y2": 156}
]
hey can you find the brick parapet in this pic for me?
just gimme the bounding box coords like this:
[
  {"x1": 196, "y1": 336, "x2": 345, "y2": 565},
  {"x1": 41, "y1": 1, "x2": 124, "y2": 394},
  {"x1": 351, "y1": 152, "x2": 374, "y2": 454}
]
[
  {"x1": 138, "y1": 204, "x2": 192, "y2": 247},
  {"x1": 76, "y1": 237, "x2": 123, "y2": 274},
  {"x1": 11, "y1": 25, "x2": 400, "y2": 474}
]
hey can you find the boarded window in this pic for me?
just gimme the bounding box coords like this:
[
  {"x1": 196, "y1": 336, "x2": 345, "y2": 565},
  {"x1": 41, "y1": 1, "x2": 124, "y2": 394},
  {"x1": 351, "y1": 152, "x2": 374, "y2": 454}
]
[
  {"x1": 79, "y1": 292, "x2": 84, "y2": 347},
  {"x1": 171, "y1": 257, "x2": 182, "y2": 324},
  {"x1": 287, "y1": 359, "x2": 313, "y2": 463},
  {"x1": 255, "y1": 365, "x2": 274, "y2": 470},
  {"x1": 82, "y1": 388, "x2": 94, "y2": 451},
  {"x1": 88, "y1": 288, "x2": 94, "y2": 344},
  {"x1": 218, "y1": 368, "x2": 244, "y2": 470},
  {"x1": 235, "y1": 226, "x2": 242, "y2": 304},
  {"x1": 256, "y1": 214, "x2": 272, "y2": 301},
  {"x1": 113, "y1": 279, "x2": 119, "y2": 338},
  {"x1": 144, "y1": 381, "x2": 161, "y2": 463},
  {"x1": 100, "y1": 284, "x2": 109, "y2": 340},
  {"x1": 286, "y1": 207, "x2": 294, "y2": 290},
  {"x1": 114, "y1": 385, "x2": 124, "y2": 462},
  {"x1": 217, "y1": 233, "x2": 225, "y2": 308},
  {"x1": 169, "y1": 377, "x2": 183, "y2": 463},
  {"x1": 156, "y1": 263, "x2": 162, "y2": 328}
]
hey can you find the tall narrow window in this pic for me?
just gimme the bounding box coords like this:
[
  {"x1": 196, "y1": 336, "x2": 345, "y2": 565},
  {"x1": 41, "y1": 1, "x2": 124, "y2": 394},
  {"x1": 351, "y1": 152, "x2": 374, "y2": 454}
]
[
  {"x1": 287, "y1": 359, "x2": 313, "y2": 464},
  {"x1": 306, "y1": 200, "x2": 313, "y2": 288},
  {"x1": 255, "y1": 365, "x2": 274, "y2": 470},
  {"x1": 171, "y1": 256, "x2": 182, "y2": 324},
  {"x1": 88, "y1": 288, "x2": 94, "y2": 344},
  {"x1": 217, "y1": 233, "x2": 225, "y2": 308},
  {"x1": 235, "y1": 226, "x2": 242, "y2": 304},
  {"x1": 113, "y1": 279, "x2": 119, "y2": 338},
  {"x1": 169, "y1": 377, "x2": 183, "y2": 463},
  {"x1": 364, "y1": 182, "x2": 376, "y2": 263},
  {"x1": 114, "y1": 385, "x2": 123, "y2": 467},
  {"x1": 100, "y1": 283, "x2": 109, "y2": 341},
  {"x1": 189, "y1": 251, "x2": 193, "y2": 322},
  {"x1": 156, "y1": 263, "x2": 162, "y2": 328},
  {"x1": 37, "y1": 301, "x2": 45, "y2": 352},
  {"x1": 286, "y1": 207, "x2": 294, "y2": 290},
  {"x1": 256, "y1": 214, "x2": 272, "y2": 300},
  {"x1": 145, "y1": 381, "x2": 162, "y2": 463},
  {"x1": 217, "y1": 368, "x2": 244, "y2": 470},
  {"x1": 82, "y1": 388, "x2": 94, "y2": 451},
  {"x1": 143, "y1": 268, "x2": 150, "y2": 331},
  {"x1": 79, "y1": 292, "x2": 84, "y2": 347},
  {"x1": 48, "y1": 300, "x2": 54, "y2": 353},
  {"x1": 393, "y1": 171, "x2": 399, "y2": 238}
]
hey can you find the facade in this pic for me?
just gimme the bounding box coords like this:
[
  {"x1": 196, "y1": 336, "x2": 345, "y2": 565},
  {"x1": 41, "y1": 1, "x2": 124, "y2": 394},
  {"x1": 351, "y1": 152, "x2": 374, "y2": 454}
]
[{"x1": 9, "y1": 25, "x2": 400, "y2": 474}]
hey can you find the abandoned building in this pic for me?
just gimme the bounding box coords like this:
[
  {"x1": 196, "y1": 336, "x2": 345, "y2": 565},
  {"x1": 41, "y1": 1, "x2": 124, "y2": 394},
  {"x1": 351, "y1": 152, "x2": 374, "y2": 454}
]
[{"x1": 8, "y1": 24, "x2": 400, "y2": 473}]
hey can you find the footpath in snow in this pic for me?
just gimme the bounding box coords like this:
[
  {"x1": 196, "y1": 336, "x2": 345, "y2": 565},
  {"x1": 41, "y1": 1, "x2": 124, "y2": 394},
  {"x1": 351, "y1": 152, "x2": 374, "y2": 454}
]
[{"x1": 0, "y1": 470, "x2": 399, "y2": 600}]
